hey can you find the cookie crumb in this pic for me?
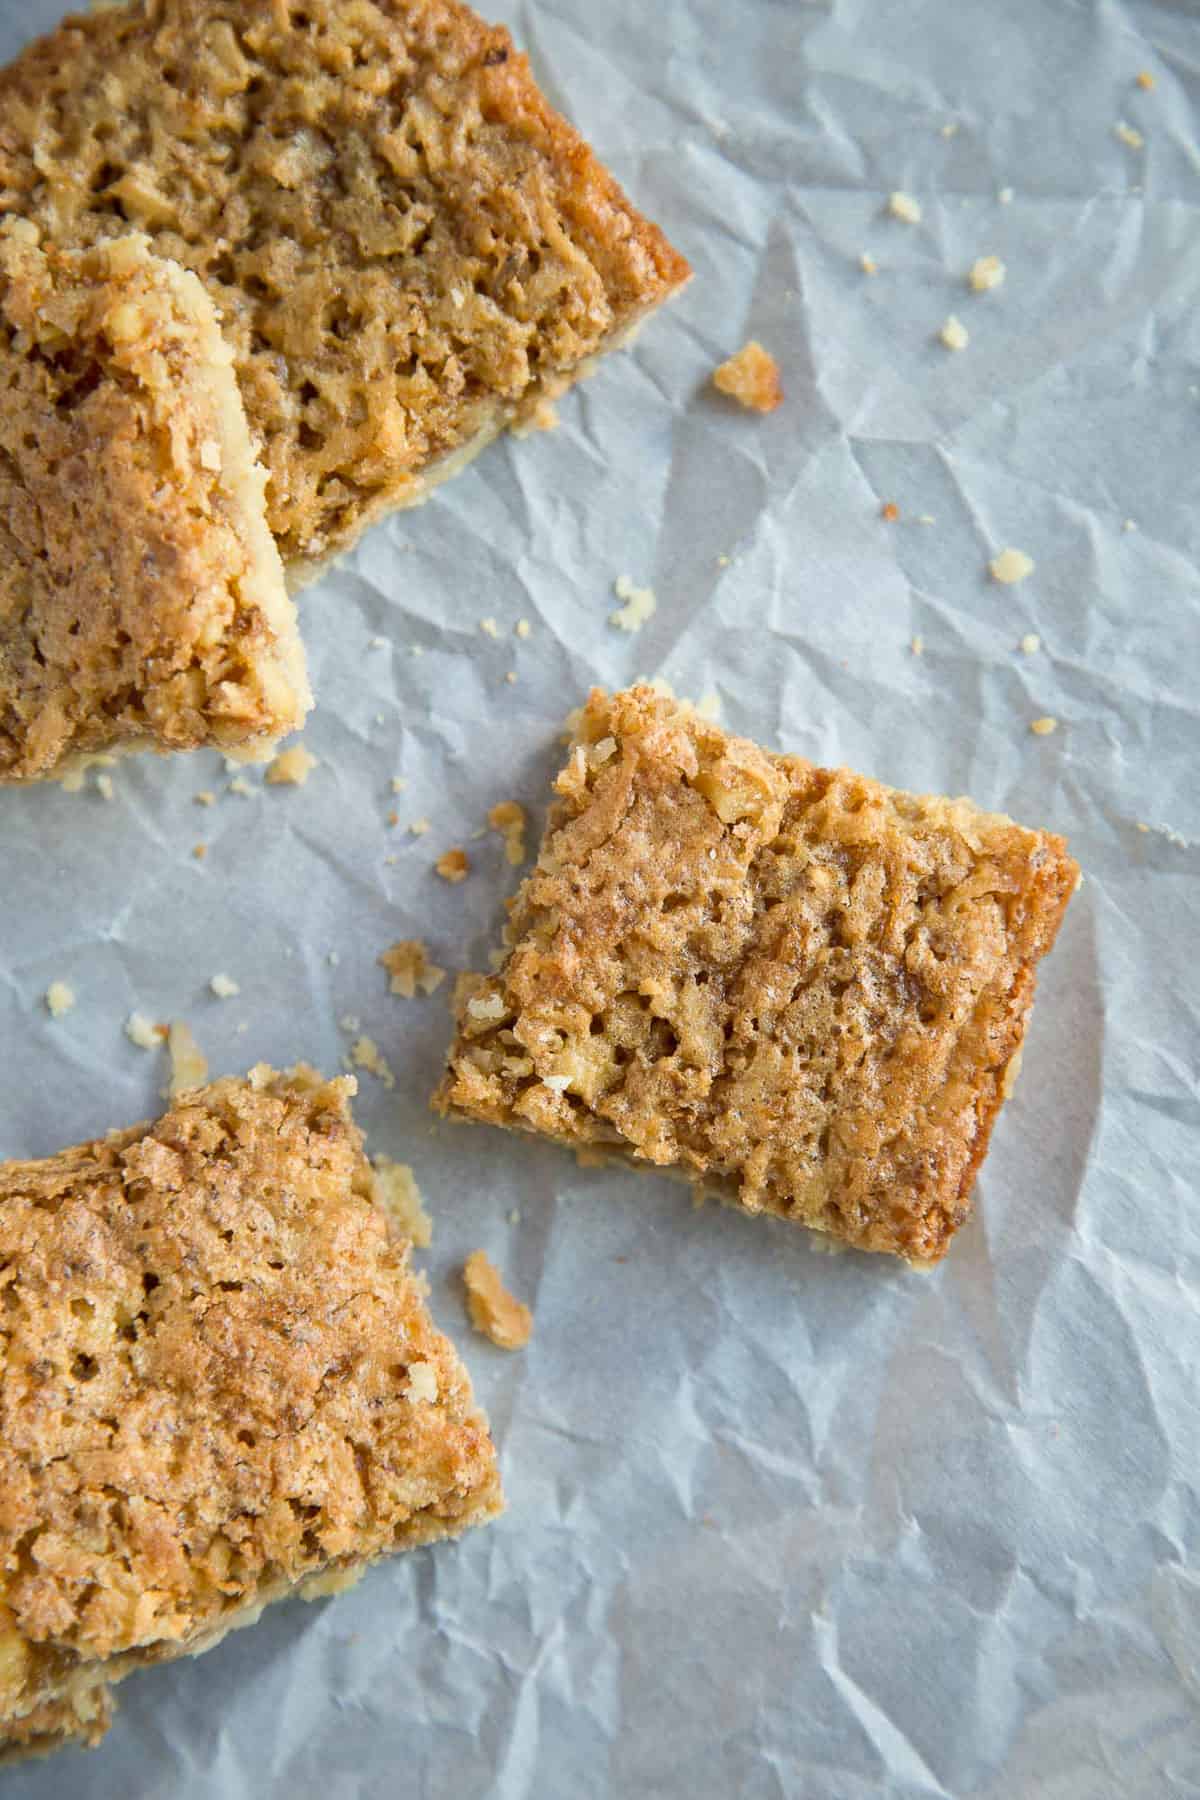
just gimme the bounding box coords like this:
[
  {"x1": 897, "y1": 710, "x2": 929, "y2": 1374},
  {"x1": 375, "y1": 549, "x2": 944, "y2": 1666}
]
[
  {"x1": 165, "y1": 1020, "x2": 208, "y2": 1098},
  {"x1": 939, "y1": 314, "x2": 969, "y2": 351},
  {"x1": 990, "y1": 548, "x2": 1035, "y2": 584},
  {"x1": 372, "y1": 1156, "x2": 433, "y2": 1248},
  {"x1": 44, "y1": 981, "x2": 75, "y2": 1018},
  {"x1": 1122, "y1": 518, "x2": 1138, "y2": 533},
  {"x1": 917, "y1": 513, "x2": 936, "y2": 526},
  {"x1": 210, "y1": 973, "x2": 240, "y2": 999},
  {"x1": 479, "y1": 616, "x2": 499, "y2": 638},
  {"x1": 228, "y1": 775, "x2": 254, "y2": 797},
  {"x1": 515, "y1": 618, "x2": 532, "y2": 639},
  {"x1": 712, "y1": 340, "x2": 783, "y2": 413},
  {"x1": 436, "y1": 847, "x2": 471, "y2": 883},
  {"x1": 125, "y1": 1011, "x2": 163, "y2": 1050},
  {"x1": 968, "y1": 255, "x2": 1006, "y2": 292},
  {"x1": 409, "y1": 817, "x2": 432, "y2": 836},
  {"x1": 266, "y1": 744, "x2": 318, "y2": 786},
  {"x1": 192, "y1": 843, "x2": 207, "y2": 861},
  {"x1": 1115, "y1": 121, "x2": 1145, "y2": 150},
  {"x1": 463, "y1": 1250, "x2": 532, "y2": 1350},
  {"x1": 881, "y1": 501, "x2": 900, "y2": 521},
  {"x1": 488, "y1": 800, "x2": 528, "y2": 865},
  {"x1": 369, "y1": 635, "x2": 387, "y2": 649},
  {"x1": 390, "y1": 776, "x2": 408, "y2": 794},
  {"x1": 504, "y1": 669, "x2": 517, "y2": 685},
  {"x1": 350, "y1": 1035, "x2": 395, "y2": 1088},
  {"x1": 910, "y1": 635, "x2": 924, "y2": 656},
  {"x1": 380, "y1": 938, "x2": 446, "y2": 998},
  {"x1": 888, "y1": 190, "x2": 922, "y2": 224},
  {"x1": 194, "y1": 790, "x2": 216, "y2": 807},
  {"x1": 998, "y1": 186, "x2": 1014, "y2": 205},
  {"x1": 1020, "y1": 633, "x2": 1041, "y2": 655},
  {"x1": 1030, "y1": 716, "x2": 1059, "y2": 736},
  {"x1": 610, "y1": 575, "x2": 658, "y2": 633},
  {"x1": 1137, "y1": 70, "x2": 1156, "y2": 91},
  {"x1": 859, "y1": 252, "x2": 878, "y2": 276}
]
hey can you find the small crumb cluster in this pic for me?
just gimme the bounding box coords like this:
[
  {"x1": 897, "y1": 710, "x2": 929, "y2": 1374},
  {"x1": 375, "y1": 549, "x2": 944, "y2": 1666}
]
[
  {"x1": 463, "y1": 1250, "x2": 533, "y2": 1350},
  {"x1": 379, "y1": 938, "x2": 446, "y2": 999},
  {"x1": 711, "y1": 340, "x2": 783, "y2": 413},
  {"x1": 488, "y1": 800, "x2": 528, "y2": 865},
  {"x1": 990, "y1": 548, "x2": 1036, "y2": 585},
  {"x1": 610, "y1": 574, "x2": 657, "y2": 633},
  {"x1": 266, "y1": 744, "x2": 318, "y2": 787},
  {"x1": 436, "y1": 847, "x2": 471, "y2": 883}
]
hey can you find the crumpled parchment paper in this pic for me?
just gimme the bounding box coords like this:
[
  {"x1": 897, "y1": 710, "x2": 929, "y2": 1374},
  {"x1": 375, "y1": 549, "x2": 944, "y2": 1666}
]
[{"x1": 2, "y1": 0, "x2": 1199, "y2": 1793}]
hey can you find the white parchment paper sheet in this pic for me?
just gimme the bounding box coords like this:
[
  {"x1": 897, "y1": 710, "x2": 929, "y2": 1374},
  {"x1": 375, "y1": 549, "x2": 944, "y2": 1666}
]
[{"x1": 1, "y1": 0, "x2": 1199, "y2": 1794}]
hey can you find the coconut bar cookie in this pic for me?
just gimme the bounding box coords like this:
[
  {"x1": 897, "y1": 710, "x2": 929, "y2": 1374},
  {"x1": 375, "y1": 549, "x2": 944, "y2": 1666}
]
[
  {"x1": 0, "y1": 1067, "x2": 502, "y2": 1759},
  {"x1": 0, "y1": 229, "x2": 308, "y2": 783},
  {"x1": 435, "y1": 687, "x2": 1078, "y2": 1265},
  {"x1": 0, "y1": 0, "x2": 691, "y2": 576}
]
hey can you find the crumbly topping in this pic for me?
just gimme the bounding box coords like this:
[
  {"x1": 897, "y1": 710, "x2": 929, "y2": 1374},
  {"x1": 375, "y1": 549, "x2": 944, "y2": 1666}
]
[
  {"x1": 209, "y1": 974, "x2": 240, "y2": 1000},
  {"x1": 990, "y1": 548, "x2": 1035, "y2": 584},
  {"x1": 610, "y1": 575, "x2": 658, "y2": 633},
  {"x1": 968, "y1": 255, "x2": 1006, "y2": 292},
  {"x1": 372, "y1": 1157, "x2": 433, "y2": 1249},
  {"x1": 0, "y1": 0, "x2": 689, "y2": 569},
  {"x1": 436, "y1": 685, "x2": 1079, "y2": 1264},
  {"x1": 44, "y1": 982, "x2": 76, "y2": 1018},
  {"x1": 436, "y1": 848, "x2": 471, "y2": 884},
  {"x1": 712, "y1": 341, "x2": 783, "y2": 413},
  {"x1": 487, "y1": 801, "x2": 529, "y2": 866},
  {"x1": 0, "y1": 233, "x2": 308, "y2": 783},
  {"x1": 888, "y1": 191, "x2": 922, "y2": 223},
  {"x1": 463, "y1": 1251, "x2": 532, "y2": 1350},
  {"x1": 165, "y1": 1021, "x2": 208, "y2": 1098},
  {"x1": 380, "y1": 940, "x2": 447, "y2": 999},
  {"x1": 266, "y1": 745, "x2": 319, "y2": 786},
  {"x1": 0, "y1": 1068, "x2": 501, "y2": 1730},
  {"x1": 939, "y1": 314, "x2": 969, "y2": 351}
]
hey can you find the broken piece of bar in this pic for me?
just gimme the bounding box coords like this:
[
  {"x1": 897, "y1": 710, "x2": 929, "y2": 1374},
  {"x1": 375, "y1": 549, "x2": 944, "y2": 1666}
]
[
  {"x1": 0, "y1": 228, "x2": 309, "y2": 784},
  {"x1": 0, "y1": 1067, "x2": 502, "y2": 1759},
  {"x1": 0, "y1": 0, "x2": 692, "y2": 579},
  {"x1": 434, "y1": 686, "x2": 1079, "y2": 1265}
]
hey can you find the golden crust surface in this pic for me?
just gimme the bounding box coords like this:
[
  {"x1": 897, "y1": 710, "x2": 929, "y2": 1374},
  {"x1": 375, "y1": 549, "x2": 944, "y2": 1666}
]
[
  {"x1": 0, "y1": 0, "x2": 691, "y2": 567},
  {"x1": 435, "y1": 687, "x2": 1079, "y2": 1264},
  {"x1": 0, "y1": 1066, "x2": 501, "y2": 1749},
  {"x1": 0, "y1": 228, "x2": 309, "y2": 783}
]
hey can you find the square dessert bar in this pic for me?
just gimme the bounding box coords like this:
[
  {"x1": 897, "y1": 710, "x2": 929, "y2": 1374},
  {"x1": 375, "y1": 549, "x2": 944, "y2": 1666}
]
[
  {"x1": 0, "y1": 228, "x2": 309, "y2": 783},
  {"x1": 436, "y1": 687, "x2": 1079, "y2": 1264},
  {"x1": 0, "y1": 1067, "x2": 501, "y2": 1759},
  {"x1": 0, "y1": 0, "x2": 691, "y2": 575}
]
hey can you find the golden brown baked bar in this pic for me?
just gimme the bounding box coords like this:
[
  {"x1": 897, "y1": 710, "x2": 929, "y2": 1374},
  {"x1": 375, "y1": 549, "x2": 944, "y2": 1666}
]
[
  {"x1": 0, "y1": 1066, "x2": 502, "y2": 1760},
  {"x1": 0, "y1": 227, "x2": 309, "y2": 783},
  {"x1": 435, "y1": 686, "x2": 1079, "y2": 1265},
  {"x1": 0, "y1": 0, "x2": 691, "y2": 576}
]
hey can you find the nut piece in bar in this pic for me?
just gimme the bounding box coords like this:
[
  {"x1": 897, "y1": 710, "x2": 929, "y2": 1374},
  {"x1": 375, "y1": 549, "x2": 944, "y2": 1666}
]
[
  {"x1": 0, "y1": 229, "x2": 309, "y2": 784},
  {"x1": 0, "y1": 0, "x2": 692, "y2": 577},
  {"x1": 0, "y1": 1067, "x2": 502, "y2": 1760},
  {"x1": 435, "y1": 686, "x2": 1079, "y2": 1265}
]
